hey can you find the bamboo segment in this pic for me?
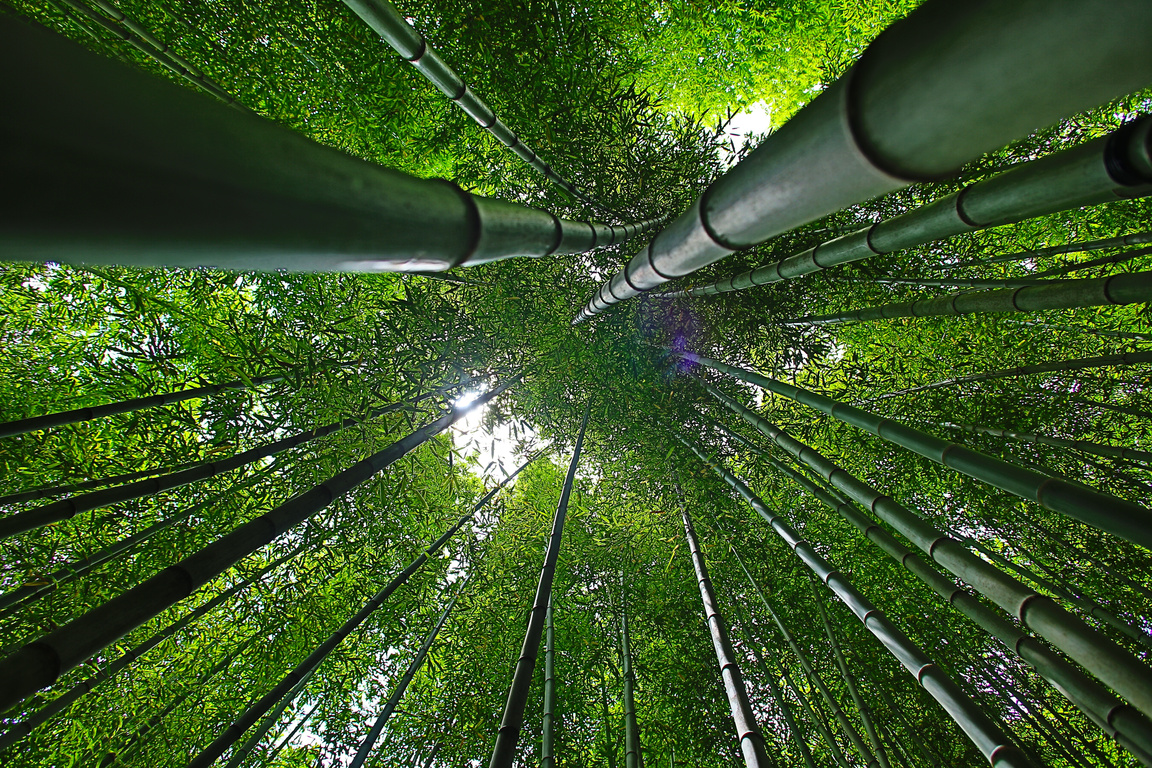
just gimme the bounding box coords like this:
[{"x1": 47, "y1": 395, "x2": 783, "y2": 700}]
[
  {"x1": 666, "y1": 119, "x2": 1152, "y2": 300},
  {"x1": 542, "y1": 593, "x2": 557, "y2": 768},
  {"x1": 942, "y1": 230, "x2": 1152, "y2": 270},
  {"x1": 694, "y1": 386, "x2": 1152, "y2": 761},
  {"x1": 620, "y1": 575, "x2": 642, "y2": 768},
  {"x1": 0, "y1": 375, "x2": 519, "y2": 713},
  {"x1": 0, "y1": 461, "x2": 200, "y2": 506},
  {"x1": 349, "y1": 576, "x2": 469, "y2": 768},
  {"x1": 869, "y1": 350, "x2": 1152, "y2": 402},
  {"x1": 673, "y1": 433, "x2": 1033, "y2": 768},
  {"x1": 679, "y1": 501, "x2": 770, "y2": 768},
  {"x1": 683, "y1": 352, "x2": 1152, "y2": 550},
  {"x1": 0, "y1": 372, "x2": 284, "y2": 439},
  {"x1": 576, "y1": 0, "x2": 1152, "y2": 320},
  {"x1": 0, "y1": 17, "x2": 659, "y2": 272},
  {"x1": 342, "y1": 0, "x2": 607, "y2": 211},
  {"x1": 0, "y1": 391, "x2": 438, "y2": 540},
  {"x1": 186, "y1": 455, "x2": 531, "y2": 768},
  {"x1": 783, "y1": 270, "x2": 1152, "y2": 327},
  {"x1": 944, "y1": 421, "x2": 1152, "y2": 466},
  {"x1": 488, "y1": 403, "x2": 590, "y2": 768}
]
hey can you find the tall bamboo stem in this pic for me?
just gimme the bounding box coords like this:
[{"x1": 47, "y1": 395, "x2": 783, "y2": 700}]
[
  {"x1": 942, "y1": 230, "x2": 1152, "y2": 270},
  {"x1": 542, "y1": 592, "x2": 557, "y2": 768},
  {"x1": 621, "y1": 573, "x2": 643, "y2": 768}
]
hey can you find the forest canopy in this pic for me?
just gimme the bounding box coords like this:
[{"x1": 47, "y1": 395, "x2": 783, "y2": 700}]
[{"x1": 1, "y1": 1, "x2": 1151, "y2": 767}]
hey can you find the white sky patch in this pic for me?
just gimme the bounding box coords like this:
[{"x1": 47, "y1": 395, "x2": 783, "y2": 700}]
[
  {"x1": 718, "y1": 101, "x2": 772, "y2": 167},
  {"x1": 451, "y1": 389, "x2": 539, "y2": 483}
]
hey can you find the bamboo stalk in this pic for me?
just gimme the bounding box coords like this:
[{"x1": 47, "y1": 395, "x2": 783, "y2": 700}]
[
  {"x1": 488, "y1": 402, "x2": 590, "y2": 768},
  {"x1": 944, "y1": 420, "x2": 1152, "y2": 466},
  {"x1": 222, "y1": 664, "x2": 317, "y2": 768},
  {"x1": 1, "y1": 17, "x2": 659, "y2": 272},
  {"x1": 542, "y1": 592, "x2": 557, "y2": 768},
  {"x1": 0, "y1": 375, "x2": 519, "y2": 713},
  {"x1": 678, "y1": 500, "x2": 770, "y2": 768},
  {"x1": 941, "y1": 230, "x2": 1152, "y2": 270},
  {"x1": 261, "y1": 702, "x2": 321, "y2": 765},
  {"x1": 673, "y1": 433, "x2": 1033, "y2": 768},
  {"x1": 1027, "y1": 244, "x2": 1152, "y2": 278},
  {"x1": 0, "y1": 460, "x2": 200, "y2": 506},
  {"x1": 1002, "y1": 318, "x2": 1152, "y2": 343},
  {"x1": 782, "y1": 270, "x2": 1152, "y2": 327},
  {"x1": 693, "y1": 388, "x2": 1152, "y2": 763},
  {"x1": 620, "y1": 573, "x2": 642, "y2": 768},
  {"x1": 683, "y1": 353, "x2": 1152, "y2": 550},
  {"x1": 578, "y1": 1, "x2": 1152, "y2": 321}
]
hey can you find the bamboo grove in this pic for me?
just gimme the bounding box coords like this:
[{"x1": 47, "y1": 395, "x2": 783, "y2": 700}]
[{"x1": 1, "y1": 0, "x2": 1151, "y2": 766}]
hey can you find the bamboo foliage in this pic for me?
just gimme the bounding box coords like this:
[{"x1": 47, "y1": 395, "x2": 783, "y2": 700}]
[
  {"x1": 672, "y1": 432, "x2": 1033, "y2": 768},
  {"x1": 941, "y1": 230, "x2": 1152, "y2": 270}
]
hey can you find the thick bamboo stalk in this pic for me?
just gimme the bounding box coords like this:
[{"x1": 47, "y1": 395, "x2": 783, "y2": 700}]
[
  {"x1": 620, "y1": 574, "x2": 642, "y2": 768},
  {"x1": 782, "y1": 270, "x2": 1152, "y2": 327},
  {"x1": 0, "y1": 375, "x2": 518, "y2": 713},
  {"x1": 342, "y1": 0, "x2": 608, "y2": 212},
  {"x1": 808, "y1": 576, "x2": 891, "y2": 768},
  {"x1": 944, "y1": 421, "x2": 1152, "y2": 466},
  {"x1": 683, "y1": 353, "x2": 1152, "y2": 549},
  {"x1": 867, "y1": 349, "x2": 1152, "y2": 402},
  {"x1": 577, "y1": 0, "x2": 1152, "y2": 321},
  {"x1": 0, "y1": 390, "x2": 437, "y2": 540},
  {"x1": 0, "y1": 17, "x2": 659, "y2": 272},
  {"x1": 666, "y1": 119, "x2": 1152, "y2": 300},
  {"x1": 674, "y1": 434, "x2": 1035, "y2": 768},
  {"x1": 679, "y1": 501, "x2": 770, "y2": 768},
  {"x1": 0, "y1": 372, "x2": 284, "y2": 439},
  {"x1": 0, "y1": 542, "x2": 308, "y2": 750},
  {"x1": 542, "y1": 593, "x2": 557, "y2": 768},
  {"x1": 0, "y1": 460, "x2": 201, "y2": 506},
  {"x1": 942, "y1": 230, "x2": 1152, "y2": 270},
  {"x1": 696, "y1": 389, "x2": 1152, "y2": 762},
  {"x1": 488, "y1": 403, "x2": 590, "y2": 768},
  {"x1": 349, "y1": 576, "x2": 468, "y2": 768},
  {"x1": 188, "y1": 451, "x2": 532, "y2": 768}
]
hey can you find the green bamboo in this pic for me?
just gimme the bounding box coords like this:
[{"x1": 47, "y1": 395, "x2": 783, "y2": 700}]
[
  {"x1": 694, "y1": 387, "x2": 1152, "y2": 762},
  {"x1": 944, "y1": 420, "x2": 1152, "y2": 466},
  {"x1": 542, "y1": 592, "x2": 557, "y2": 768},
  {"x1": 679, "y1": 500, "x2": 771, "y2": 767},
  {"x1": 188, "y1": 449, "x2": 533, "y2": 768},
  {"x1": 620, "y1": 574, "x2": 643, "y2": 768},
  {"x1": 0, "y1": 371, "x2": 285, "y2": 439},
  {"x1": 577, "y1": 1, "x2": 1152, "y2": 321},
  {"x1": 488, "y1": 402, "x2": 590, "y2": 768},
  {"x1": 1, "y1": 17, "x2": 657, "y2": 272},
  {"x1": 941, "y1": 230, "x2": 1152, "y2": 270},
  {"x1": 807, "y1": 575, "x2": 891, "y2": 768},
  {"x1": 837, "y1": 275, "x2": 1044, "y2": 290},
  {"x1": 602, "y1": 674, "x2": 618, "y2": 768},
  {"x1": 0, "y1": 541, "x2": 310, "y2": 751},
  {"x1": 675, "y1": 432, "x2": 1035, "y2": 768},
  {"x1": 867, "y1": 349, "x2": 1152, "y2": 402},
  {"x1": 1002, "y1": 318, "x2": 1152, "y2": 342},
  {"x1": 222, "y1": 664, "x2": 317, "y2": 768},
  {"x1": 0, "y1": 389, "x2": 440, "y2": 540},
  {"x1": 261, "y1": 702, "x2": 321, "y2": 765},
  {"x1": 0, "y1": 460, "x2": 200, "y2": 506},
  {"x1": 782, "y1": 270, "x2": 1152, "y2": 327},
  {"x1": 1028, "y1": 244, "x2": 1152, "y2": 278},
  {"x1": 349, "y1": 575, "x2": 469, "y2": 768},
  {"x1": 778, "y1": 656, "x2": 853, "y2": 768},
  {"x1": 1027, "y1": 517, "x2": 1152, "y2": 603},
  {"x1": 0, "y1": 375, "x2": 519, "y2": 714},
  {"x1": 683, "y1": 352, "x2": 1152, "y2": 550}
]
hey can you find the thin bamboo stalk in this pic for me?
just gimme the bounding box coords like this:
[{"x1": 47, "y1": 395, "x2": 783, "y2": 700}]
[
  {"x1": 1, "y1": 17, "x2": 659, "y2": 272},
  {"x1": 942, "y1": 230, "x2": 1152, "y2": 270},
  {"x1": 0, "y1": 375, "x2": 519, "y2": 713},
  {"x1": 222, "y1": 664, "x2": 317, "y2": 768},
  {"x1": 188, "y1": 451, "x2": 532, "y2": 768},
  {"x1": 0, "y1": 460, "x2": 200, "y2": 506},
  {"x1": 679, "y1": 500, "x2": 770, "y2": 767},
  {"x1": 0, "y1": 389, "x2": 439, "y2": 540},
  {"x1": 261, "y1": 702, "x2": 321, "y2": 765},
  {"x1": 695, "y1": 390, "x2": 1152, "y2": 763},
  {"x1": 944, "y1": 421, "x2": 1152, "y2": 466},
  {"x1": 777, "y1": 651, "x2": 853, "y2": 768},
  {"x1": 661, "y1": 118, "x2": 1152, "y2": 301},
  {"x1": 781, "y1": 270, "x2": 1152, "y2": 327},
  {"x1": 807, "y1": 575, "x2": 891, "y2": 768},
  {"x1": 683, "y1": 353, "x2": 1152, "y2": 550},
  {"x1": 1028, "y1": 244, "x2": 1152, "y2": 278},
  {"x1": 837, "y1": 275, "x2": 1044, "y2": 290},
  {"x1": 620, "y1": 574, "x2": 642, "y2": 768},
  {"x1": 349, "y1": 575, "x2": 470, "y2": 768},
  {"x1": 674, "y1": 432, "x2": 1035, "y2": 768},
  {"x1": 0, "y1": 372, "x2": 284, "y2": 439},
  {"x1": 542, "y1": 592, "x2": 557, "y2": 768},
  {"x1": 488, "y1": 402, "x2": 590, "y2": 768},
  {"x1": 1002, "y1": 318, "x2": 1152, "y2": 343},
  {"x1": 865, "y1": 350, "x2": 1152, "y2": 402},
  {"x1": 577, "y1": 0, "x2": 1152, "y2": 321}
]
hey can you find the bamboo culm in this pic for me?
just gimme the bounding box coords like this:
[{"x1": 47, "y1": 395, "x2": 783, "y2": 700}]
[
  {"x1": 488, "y1": 403, "x2": 590, "y2": 768},
  {"x1": 943, "y1": 421, "x2": 1152, "y2": 467},
  {"x1": 0, "y1": 375, "x2": 519, "y2": 713},
  {"x1": 807, "y1": 575, "x2": 891, "y2": 768},
  {"x1": 1002, "y1": 318, "x2": 1152, "y2": 343},
  {"x1": 662, "y1": 117, "x2": 1152, "y2": 301},
  {"x1": 577, "y1": 1, "x2": 1152, "y2": 321},
  {"x1": 620, "y1": 574, "x2": 642, "y2": 768},
  {"x1": 941, "y1": 230, "x2": 1152, "y2": 270},
  {"x1": 2, "y1": 18, "x2": 659, "y2": 273},
  {"x1": 683, "y1": 353, "x2": 1152, "y2": 550},
  {"x1": 222, "y1": 669, "x2": 316, "y2": 768},
  {"x1": 699, "y1": 391, "x2": 1152, "y2": 763},
  {"x1": 188, "y1": 450, "x2": 533, "y2": 768},
  {"x1": 679, "y1": 500, "x2": 771, "y2": 768},
  {"x1": 0, "y1": 459, "x2": 200, "y2": 506},
  {"x1": 542, "y1": 593, "x2": 557, "y2": 768},
  {"x1": 349, "y1": 575, "x2": 470, "y2": 768},
  {"x1": 674, "y1": 432, "x2": 1034, "y2": 768},
  {"x1": 782, "y1": 270, "x2": 1152, "y2": 327},
  {"x1": 0, "y1": 387, "x2": 441, "y2": 540}
]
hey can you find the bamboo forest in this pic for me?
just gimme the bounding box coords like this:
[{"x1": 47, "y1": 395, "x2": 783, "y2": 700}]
[{"x1": 3, "y1": 0, "x2": 1152, "y2": 765}]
